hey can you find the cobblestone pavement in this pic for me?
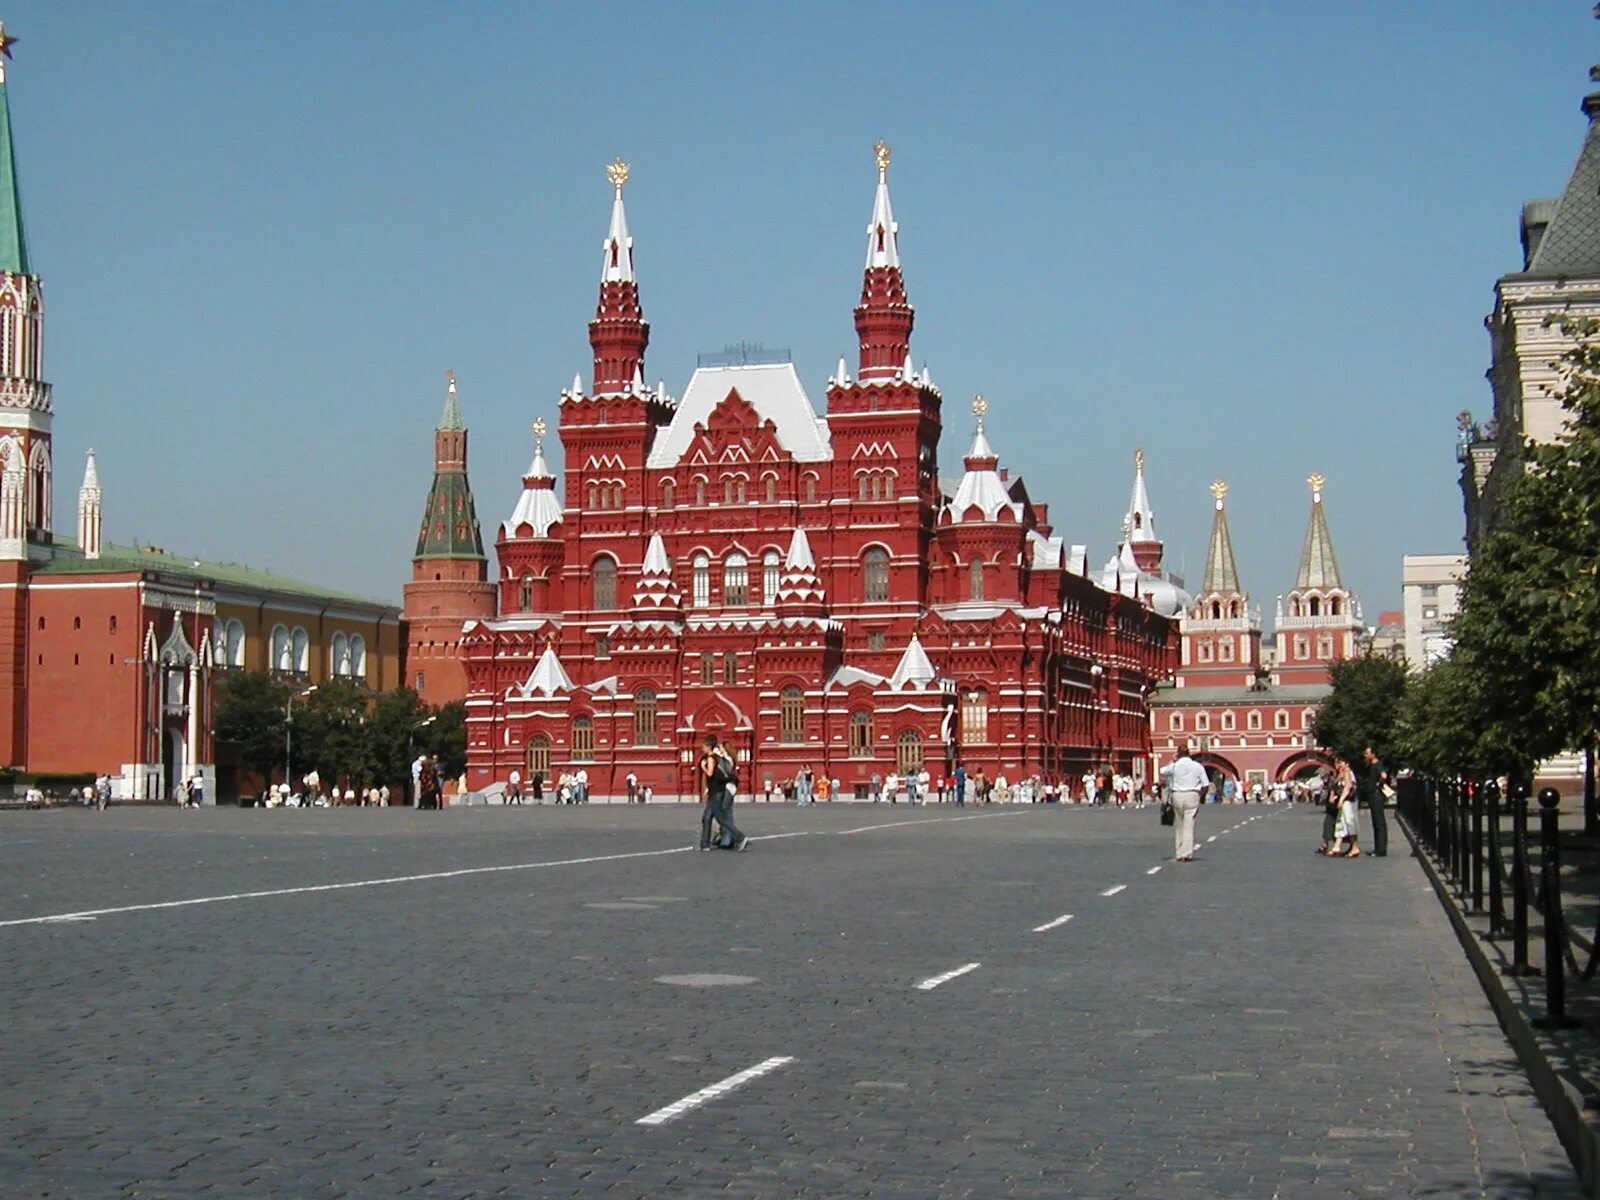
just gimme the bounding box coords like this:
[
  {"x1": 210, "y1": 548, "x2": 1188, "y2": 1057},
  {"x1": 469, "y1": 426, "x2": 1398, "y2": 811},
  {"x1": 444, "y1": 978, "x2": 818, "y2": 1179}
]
[{"x1": 0, "y1": 802, "x2": 1584, "y2": 1198}]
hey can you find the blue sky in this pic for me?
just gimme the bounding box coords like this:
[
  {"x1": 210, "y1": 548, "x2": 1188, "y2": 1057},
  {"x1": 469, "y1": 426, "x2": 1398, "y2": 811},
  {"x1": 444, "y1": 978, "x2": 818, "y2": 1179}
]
[{"x1": 6, "y1": 2, "x2": 1594, "y2": 615}]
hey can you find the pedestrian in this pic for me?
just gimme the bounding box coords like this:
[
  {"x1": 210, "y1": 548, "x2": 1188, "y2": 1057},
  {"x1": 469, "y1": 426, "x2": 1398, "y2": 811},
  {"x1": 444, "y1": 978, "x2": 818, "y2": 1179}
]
[
  {"x1": 94, "y1": 773, "x2": 111, "y2": 810},
  {"x1": 870, "y1": 771, "x2": 883, "y2": 804},
  {"x1": 418, "y1": 756, "x2": 440, "y2": 810},
  {"x1": 1361, "y1": 746, "x2": 1390, "y2": 857},
  {"x1": 886, "y1": 771, "x2": 899, "y2": 805},
  {"x1": 410, "y1": 755, "x2": 423, "y2": 806},
  {"x1": 1160, "y1": 741, "x2": 1208, "y2": 862},
  {"x1": 575, "y1": 768, "x2": 589, "y2": 804},
  {"x1": 698, "y1": 734, "x2": 748, "y2": 852},
  {"x1": 507, "y1": 768, "x2": 523, "y2": 805},
  {"x1": 642, "y1": 784, "x2": 653, "y2": 804},
  {"x1": 626, "y1": 770, "x2": 638, "y2": 804},
  {"x1": 531, "y1": 771, "x2": 544, "y2": 803},
  {"x1": 1326, "y1": 758, "x2": 1361, "y2": 858},
  {"x1": 815, "y1": 775, "x2": 830, "y2": 803},
  {"x1": 907, "y1": 770, "x2": 920, "y2": 806},
  {"x1": 953, "y1": 763, "x2": 967, "y2": 807},
  {"x1": 379, "y1": 784, "x2": 390, "y2": 806}
]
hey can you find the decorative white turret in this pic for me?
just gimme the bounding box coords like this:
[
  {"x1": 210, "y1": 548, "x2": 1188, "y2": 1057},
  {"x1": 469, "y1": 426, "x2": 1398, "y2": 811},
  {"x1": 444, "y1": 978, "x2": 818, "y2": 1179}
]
[
  {"x1": 0, "y1": 433, "x2": 23, "y2": 560},
  {"x1": 77, "y1": 448, "x2": 100, "y2": 559},
  {"x1": 631, "y1": 532, "x2": 682, "y2": 614},
  {"x1": 776, "y1": 526, "x2": 826, "y2": 608},
  {"x1": 523, "y1": 639, "x2": 574, "y2": 697},
  {"x1": 502, "y1": 419, "x2": 563, "y2": 539},
  {"x1": 888, "y1": 632, "x2": 937, "y2": 690},
  {"x1": 948, "y1": 396, "x2": 1021, "y2": 524}
]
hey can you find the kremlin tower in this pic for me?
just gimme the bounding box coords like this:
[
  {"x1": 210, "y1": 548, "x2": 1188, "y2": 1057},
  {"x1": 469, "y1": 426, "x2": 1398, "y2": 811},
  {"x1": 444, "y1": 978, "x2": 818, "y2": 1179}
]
[{"x1": 402, "y1": 372, "x2": 495, "y2": 706}]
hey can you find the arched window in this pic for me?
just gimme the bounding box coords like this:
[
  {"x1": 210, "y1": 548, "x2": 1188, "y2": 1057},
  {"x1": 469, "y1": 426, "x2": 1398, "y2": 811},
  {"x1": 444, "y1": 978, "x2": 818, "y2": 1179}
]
[
  {"x1": 1195, "y1": 712, "x2": 1210, "y2": 732},
  {"x1": 736, "y1": 477, "x2": 746, "y2": 503},
  {"x1": 224, "y1": 618, "x2": 245, "y2": 669},
  {"x1": 661, "y1": 480, "x2": 675, "y2": 509},
  {"x1": 803, "y1": 474, "x2": 817, "y2": 503},
  {"x1": 1316, "y1": 635, "x2": 1333, "y2": 658},
  {"x1": 724, "y1": 477, "x2": 736, "y2": 504},
  {"x1": 1308, "y1": 596, "x2": 1321, "y2": 617},
  {"x1": 762, "y1": 551, "x2": 780, "y2": 605},
  {"x1": 586, "y1": 482, "x2": 598, "y2": 509},
  {"x1": 858, "y1": 474, "x2": 871, "y2": 501},
  {"x1": 332, "y1": 632, "x2": 350, "y2": 676},
  {"x1": 1218, "y1": 638, "x2": 1234, "y2": 662},
  {"x1": 1169, "y1": 713, "x2": 1184, "y2": 732},
  {"x1": 527, "y1": 735, "x2": 550, "y2": 777},
  {"x1": 722, "y1": 652, "x2": 737, "y2": 686},
  {"x1": 863, "y1": 547, "x2": 889, "y2": 602},
  {"x1": 1197, "y1": 640, "x2": 1214, "y2": 663},
  {"x1": 1330, "y1": 596, "x2": 1342, "y2": 616},
  {"x1": 291, "y1": 626, "x2": 310, "y2": 674},
  {"x1": 1300, "y1": 710, "x2": 1312, "y2": 729},
  {"x1": 699, "y1": 654, "x2": 715, "y2": 686},
  {"x1": 724, "y1": 552, "x2": 748, "y2": 605},
  {"x1": 695, "y1": 478, "x2": 707, "y2": 505},
  {"x1": 897, "y1": 729, "x2": 923, "y2": 773},
  {"x1": 970, "y1": 560, "x2": 985, "y2": 602},
  {"x1": 270, "y1": 624, "x2": 291, "y2": 673},
  {"x1": 849, "y1": 710, "x2": 873, "y2": 757},
  {"x1": 350, "y1": 635, "x2": 366, "y2": 679},
  {"x1": 593, "y1": 555, "x2": 617, "y2": 609},
  {"x1": 1274, "y1": 709, "x2": 1289, "y2": 730},
  {"x1": 961, "y1": 689, "x2": 988, "y2": 743},
  {"x1": 692, "y1": 554, "x2": 710, "y2": 608},
  {"x1": 1221, "y1": 711, "x2": 1236, "y2": 731},
  {"x1": 764, "y1": 475, "x2": 776, "y2": 503},
  {"x1": 519, "y1": 575, "x2": 533, "y2": 611},
  {"x1": 780, "y1": 685, "x2": 805, "y2": 743},
  {"x1": 1210, "y1": 601, "x2": 1222, "y2": 620},
  {"x1": 572, "y1": 716, "x2": 595, "y2": 762},
  {"x1": 633, "y1": 687, "x2": 657, "y2": 746},
  {"x1": 1247, "y1": 710, "x2": 1262, "y2": 731}
]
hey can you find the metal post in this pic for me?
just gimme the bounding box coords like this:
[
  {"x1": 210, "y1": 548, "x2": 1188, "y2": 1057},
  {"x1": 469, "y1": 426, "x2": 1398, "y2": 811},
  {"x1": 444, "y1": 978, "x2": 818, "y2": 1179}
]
[
  {"x1": 1454, "y1": 779, "x2": 1470, "y2": 898},
  {"x1": 1486, "y1": 781, "x2": 1507, "y2": 938},
  {"x1": 1533, "y1": 787, "x2": 1581, "y2": 1030},
  {"x1": 1470, "y1": 779, "x2": 1485, "y2": 914},
  {"x1": 1506, "y1": 783, "x2": 1538, "y2": 977}
]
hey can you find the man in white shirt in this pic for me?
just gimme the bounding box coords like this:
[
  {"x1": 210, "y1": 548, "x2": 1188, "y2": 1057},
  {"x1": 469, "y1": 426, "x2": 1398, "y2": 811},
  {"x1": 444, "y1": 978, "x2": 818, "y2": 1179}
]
[{"x1": 1160, "y1": 742, "x2": 1211, "y2": 863}]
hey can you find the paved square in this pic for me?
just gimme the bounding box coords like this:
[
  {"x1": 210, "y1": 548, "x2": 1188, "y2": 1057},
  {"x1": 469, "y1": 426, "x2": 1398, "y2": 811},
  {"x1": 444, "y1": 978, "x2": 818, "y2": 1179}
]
[{"x1": 0, "y1": 802, "x2": 1583, "y2": 1197}]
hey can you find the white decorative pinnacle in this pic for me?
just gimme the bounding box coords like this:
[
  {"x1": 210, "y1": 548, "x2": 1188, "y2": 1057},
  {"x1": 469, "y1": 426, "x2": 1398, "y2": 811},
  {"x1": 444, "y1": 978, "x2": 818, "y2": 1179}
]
[
  {"x1": 78, "y1": 448, "x2": 102, "y2": 561},
  {"x1": 836, "y1": 356, "x2": 850, "y2": 386},
  {"x1": 865, "y1": 141, "x2": 901, "y2": 270},
  {"x1": 601, "y1": 159, "x2": 636, "y2": 284}
]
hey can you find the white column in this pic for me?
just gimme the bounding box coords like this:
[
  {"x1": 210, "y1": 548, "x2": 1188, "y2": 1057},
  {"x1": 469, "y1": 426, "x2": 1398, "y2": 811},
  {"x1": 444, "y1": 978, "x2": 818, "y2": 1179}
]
[{"x1": 185, "y1": 660, "x2": 199, "y2": 786}]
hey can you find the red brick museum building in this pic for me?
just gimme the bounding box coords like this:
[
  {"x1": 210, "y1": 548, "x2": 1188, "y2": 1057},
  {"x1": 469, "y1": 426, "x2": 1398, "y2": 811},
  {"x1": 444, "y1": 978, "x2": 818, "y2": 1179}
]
[{"x1": 408, "y1": 148, "x2": 1180, "y2": 799}]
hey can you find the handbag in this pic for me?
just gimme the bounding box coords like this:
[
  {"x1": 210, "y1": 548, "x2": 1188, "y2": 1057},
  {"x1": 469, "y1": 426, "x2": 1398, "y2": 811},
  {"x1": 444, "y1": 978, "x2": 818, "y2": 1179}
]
[{"x1": 1160, "y1": 801, "x2": 1175, "y2": 827}]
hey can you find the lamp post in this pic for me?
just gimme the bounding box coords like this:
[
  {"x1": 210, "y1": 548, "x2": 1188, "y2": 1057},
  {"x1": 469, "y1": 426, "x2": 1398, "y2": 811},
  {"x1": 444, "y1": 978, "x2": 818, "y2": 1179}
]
[
  {"x1": 284, "y1": 685, "x2": 317, "y2": 792},
  {"x1": 408, "y1": 716, "x2": 436, "y2": 806}
]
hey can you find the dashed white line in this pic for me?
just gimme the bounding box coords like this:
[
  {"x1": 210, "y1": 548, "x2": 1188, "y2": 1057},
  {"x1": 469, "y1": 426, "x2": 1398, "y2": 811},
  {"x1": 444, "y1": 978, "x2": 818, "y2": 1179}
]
[
  {"x1": 636, "y1": 1056, "x2": 795, "y2": 1126},
  {"x1": 1100, "y1": 884, "x2": 1127, "y2": 897},
  {"x1": 1146, "y1": 866, "x2": 1162, "y2": 875},
  {"x1": 1032, "y1": 914, "x2": 1074, "y2": 933},
  {"x1": 1206, "y1": 835, "x2": 1218, "y2": 843},
  {"x1": 916, "y1": 962, "x2": 982, "y2": 990}
]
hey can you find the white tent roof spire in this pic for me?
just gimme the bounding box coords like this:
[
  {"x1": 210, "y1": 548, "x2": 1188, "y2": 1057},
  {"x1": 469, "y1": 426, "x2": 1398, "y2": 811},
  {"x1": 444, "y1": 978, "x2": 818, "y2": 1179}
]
[
  {"x1": 865, "y1": 140, "x2": 900, "y2": 270},
  {"x1": 1125, "y1": 447, "x2": 1157, "y2": 543},
  {"x1": 601, "y1": 157, "x2": 635, "y2": 283}
]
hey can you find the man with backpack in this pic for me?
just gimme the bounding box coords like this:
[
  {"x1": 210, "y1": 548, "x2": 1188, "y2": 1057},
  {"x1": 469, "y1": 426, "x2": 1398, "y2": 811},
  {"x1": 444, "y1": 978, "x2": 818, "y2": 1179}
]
[{"x1": 698, "y1": 733, "x2": 749, "y2": 852}]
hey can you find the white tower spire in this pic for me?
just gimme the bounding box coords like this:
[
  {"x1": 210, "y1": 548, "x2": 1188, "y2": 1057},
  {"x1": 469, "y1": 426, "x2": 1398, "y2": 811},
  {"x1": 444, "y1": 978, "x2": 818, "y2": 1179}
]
[
  {"x1": 77, "y1": 448, "x2": 101, "y2": 559},
  {"x1": 601, "y1": 157, "x2": 635, "y2": 283},
  {"x1": 864, "y1": 139, "x2": 900, "y2": 269}
]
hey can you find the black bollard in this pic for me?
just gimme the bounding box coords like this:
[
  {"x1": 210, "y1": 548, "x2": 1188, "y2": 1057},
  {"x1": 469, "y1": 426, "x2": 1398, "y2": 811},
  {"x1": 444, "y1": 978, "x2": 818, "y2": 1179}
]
[
  {"x1": 1506, "y1": 783, "x2": 1539, "y2": 977},
  {"x1": 1486, "y1": 781, "x2": 1507, "y2": 938},
  {"x1": 1471, "y1": 780, "x2": 1485, "y2": 914},
  {"x1": 1453, "y1": 780, "x2": 1470, "y2": 898},
  {"x1": 1532, "y1": 787, "x2": 1582, "y2": 1030}
]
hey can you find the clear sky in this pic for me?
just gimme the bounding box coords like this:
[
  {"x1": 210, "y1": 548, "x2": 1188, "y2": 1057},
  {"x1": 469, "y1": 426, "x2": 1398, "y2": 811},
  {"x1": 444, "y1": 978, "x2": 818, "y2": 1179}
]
[{"x1": 5, "y1": 1, "x2": 1594, "y2": 616}]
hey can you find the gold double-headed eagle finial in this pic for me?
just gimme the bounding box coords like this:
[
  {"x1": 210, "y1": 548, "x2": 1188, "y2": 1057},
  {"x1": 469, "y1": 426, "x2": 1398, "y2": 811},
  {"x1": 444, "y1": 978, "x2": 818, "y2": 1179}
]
[
  {"x1": 1307, "y1": 472, "x2": 1326, "y2": 497},
  {"x1": 874, "y1": 139, "x2": 891, "y2": 180},
  {"x1": 1210, "y1": 479, "x2": 1229, "y2": 503},
  {"x1": 607, "y1": 157, "x2": 630, "y2": 193},
  {"x1": 532, "y1": 416, "x2": 547, "y2": 440},
  {"x1": 972, "y1": 394, "x2": 988, "y2": 418},
  {"x1": 444, "y1": 369, "x2": 455, "y2": 386},
  {"x1": 1135, "y1": 447, "x2": 1145, "y2": 471}
]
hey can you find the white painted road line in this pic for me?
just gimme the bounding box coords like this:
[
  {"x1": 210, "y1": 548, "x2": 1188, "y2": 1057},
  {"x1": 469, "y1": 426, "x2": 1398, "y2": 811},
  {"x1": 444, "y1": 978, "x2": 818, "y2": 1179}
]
[
  {"x1": 1100, "y1": 885, "x2": 1127, "y2": 897},
  {"x1": 916, "y1": 962, "x2": 982, "y2": 990},
  {"x1": 636, "y1": 1056, "x2": 795, "y2": 1126},
  {"x1": 1206, "y1": 835, "x2": 1217, "y2": 843},
  {"x1": 1146, "y1": 866, "x2": 1162, "y2": 875},
  {"x1": 835, "y1": 810, "x2": 1032, "y2": 836},
  {"x1": 1032, "y1": 914, "x2": 1074, "y2": 933}
]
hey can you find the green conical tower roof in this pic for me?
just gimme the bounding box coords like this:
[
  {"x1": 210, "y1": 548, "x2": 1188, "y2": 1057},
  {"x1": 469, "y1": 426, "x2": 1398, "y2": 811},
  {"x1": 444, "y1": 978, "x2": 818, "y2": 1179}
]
[
  {"x1": 1295, "y1": 475, "x2": 1342, "y2": 591},
  {"x1": 413, "y1": 374, "x2": 486, "y2": 561},
  {"x1": 0, "y1": 53, "x2": 31, "y2": 276},
  {"x1": 1201, "y1": 481, "x2": 1242, "y2": 595}
]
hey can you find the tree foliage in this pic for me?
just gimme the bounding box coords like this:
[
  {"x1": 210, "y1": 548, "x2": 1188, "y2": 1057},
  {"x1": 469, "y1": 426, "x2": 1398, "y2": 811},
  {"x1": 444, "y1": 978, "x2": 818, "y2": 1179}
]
[
  {"x1": 1312, "y1": 655, "x2": 1409, "y2": 766},
  {"x1": 213, "y1": 671, "x2": 290, "y2": 782}
]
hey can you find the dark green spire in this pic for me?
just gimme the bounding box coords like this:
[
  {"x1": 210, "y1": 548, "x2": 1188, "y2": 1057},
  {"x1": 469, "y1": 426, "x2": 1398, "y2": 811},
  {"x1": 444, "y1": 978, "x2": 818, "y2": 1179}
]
[
  {"x1": 0, "y1": 59, "x2": 31, "y2": 276},
  {"x1": 413, "y1": 374, "x2": 486, "y2": 561}
]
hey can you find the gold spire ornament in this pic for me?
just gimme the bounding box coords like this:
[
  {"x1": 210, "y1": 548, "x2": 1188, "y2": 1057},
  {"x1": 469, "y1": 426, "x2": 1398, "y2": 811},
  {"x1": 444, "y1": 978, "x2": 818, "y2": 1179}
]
[
  {"x1": 1134, "y1": 447, "x2": 1145, "y2": 470},
  {"x1": 1210, "y1": 480, "x2": 1229, "y2": 502},
  {"x1": 972, "y1": 394, "x2": 988, "y2": 418},
  {"x1": 607, "y1": 157, "x2": 630, "y2": 194},
  {"x1": 874, "y1": 139, "x2": 891, "y2": 181},
  {"x1": 1307, "y1": 473, "x2": 1326, "y2": 498},
  {"x1": 0, "y1": 24, "x2": 19, "y2": 60},
  {"x1": 445, "y1": 369, "x2": 455, "y2": 387},
  {"x1": 532, "y1": 416, "x2": 547, "y2": 440}
]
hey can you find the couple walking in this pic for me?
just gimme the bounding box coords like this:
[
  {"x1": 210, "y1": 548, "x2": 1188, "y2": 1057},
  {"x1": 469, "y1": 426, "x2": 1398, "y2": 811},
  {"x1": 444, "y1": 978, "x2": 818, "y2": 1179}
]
[
  {"x1": 1319, "y1": 747, "x2": 1389, "y2": 858},
  {"x1": 698, "y1": 734, "x2": 750, "y2": 852}
]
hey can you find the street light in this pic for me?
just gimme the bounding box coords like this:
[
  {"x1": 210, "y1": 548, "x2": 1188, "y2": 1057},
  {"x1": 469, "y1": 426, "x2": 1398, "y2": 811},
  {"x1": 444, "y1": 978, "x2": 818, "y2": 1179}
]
[{"x1": 285, "y1": 685, "x2": 316, "y2": 792}]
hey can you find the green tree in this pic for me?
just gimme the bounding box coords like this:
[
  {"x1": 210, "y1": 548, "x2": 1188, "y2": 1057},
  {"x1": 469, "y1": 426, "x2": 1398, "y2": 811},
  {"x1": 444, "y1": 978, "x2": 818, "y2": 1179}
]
[
  {"x1": 1394, "y1": 658, "x2": 1487, "y2": 778},
  {"x1": 1311, "y1": 655, "x2": 1410, "y2": 766},
  {"x1": 367, "y1": 687, "x2": 430, "y2": 787},
  {"x1": 297, "y1": 679, "x2": 375, "y2": 789},
  {"x1": 424, "y1": 700, "x2": 467, "y2": 780},
  {"x1": 213, "y1": 671, "x2": 290, "y2": 785}
]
